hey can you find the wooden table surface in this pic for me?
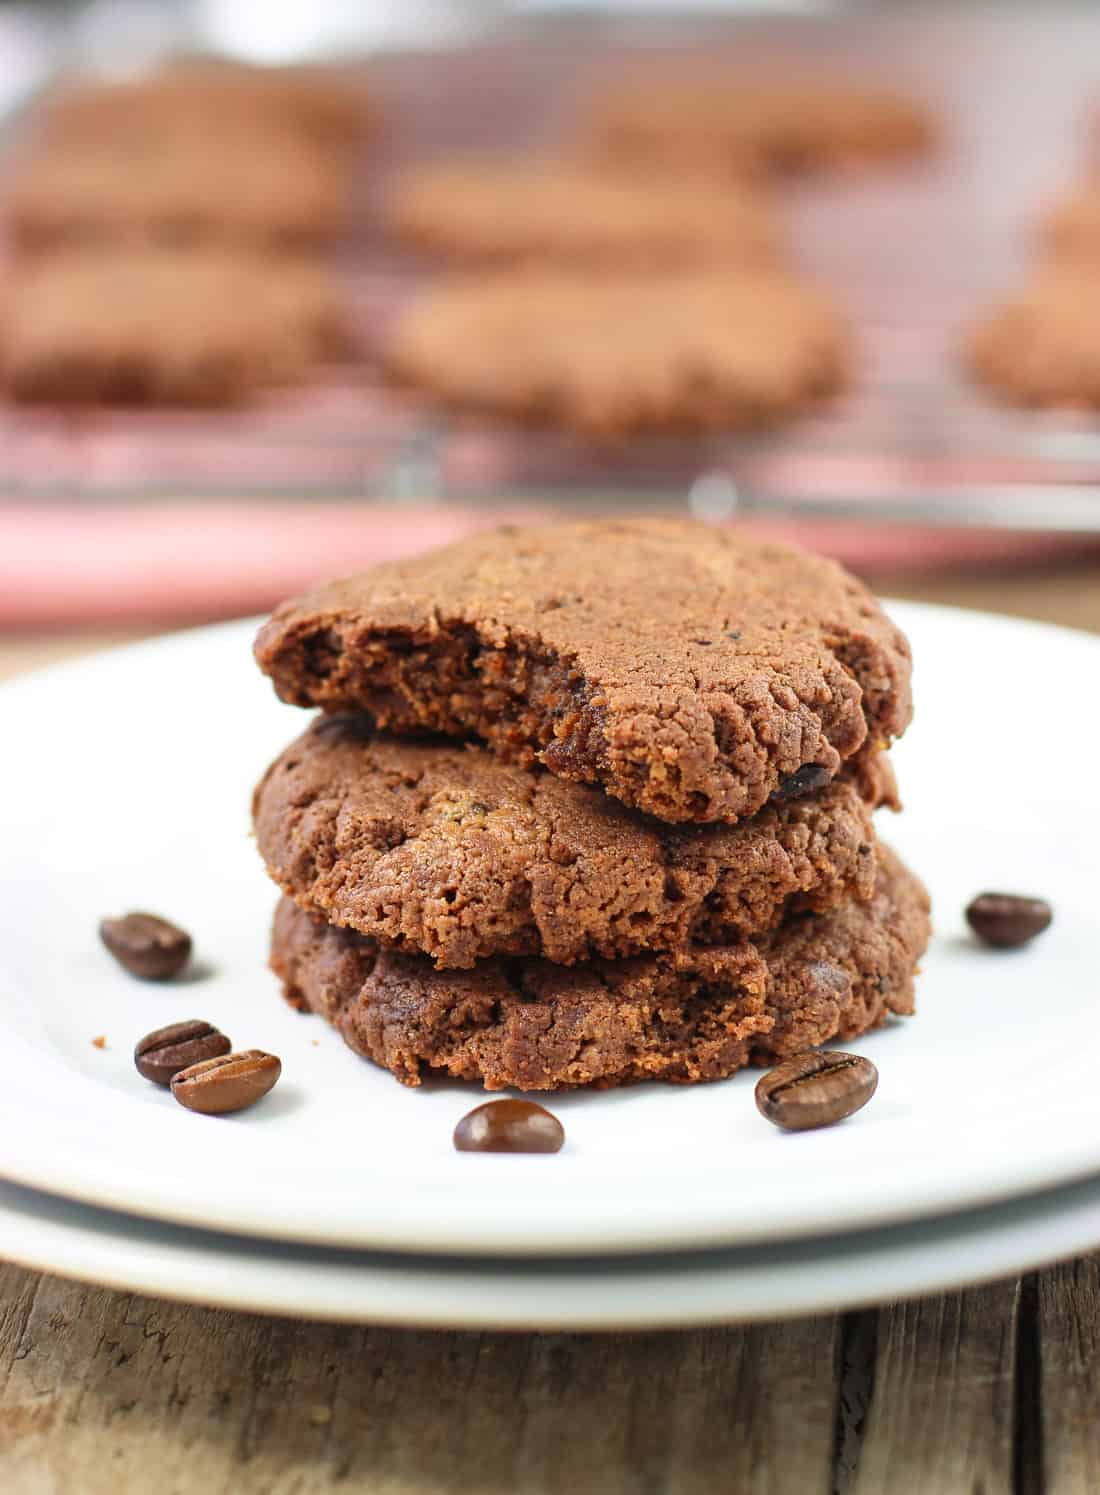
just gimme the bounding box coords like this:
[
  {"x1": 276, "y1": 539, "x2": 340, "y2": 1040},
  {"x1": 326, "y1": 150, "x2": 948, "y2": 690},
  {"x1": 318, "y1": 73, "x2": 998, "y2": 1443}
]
[{"x1": 3, "y1": 560, "x2": 1100, "y2": 1495}]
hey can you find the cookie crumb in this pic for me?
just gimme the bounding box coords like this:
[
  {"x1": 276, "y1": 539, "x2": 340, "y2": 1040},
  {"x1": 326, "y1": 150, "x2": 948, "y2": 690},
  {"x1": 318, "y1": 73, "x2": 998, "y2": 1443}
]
[{"x1": 91, "y1": 1035, "x2": 107, "y2": 1049}]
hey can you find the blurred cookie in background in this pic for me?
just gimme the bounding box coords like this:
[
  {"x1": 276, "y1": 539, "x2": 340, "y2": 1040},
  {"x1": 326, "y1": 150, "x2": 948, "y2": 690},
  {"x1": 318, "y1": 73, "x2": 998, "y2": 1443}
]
[
  {"x1": 1038, "y1": 185, "x2": 1100, "y2": 266},
  {"x1": 35, "y1": 58, "x2": 375, "y2": 161},
  {"x1": 389, "y1": 160, "x2": 782, "y2": 267},
  {"x1": 585, "y1": 72, "x2": 934, "y2": 177},
  {"x1": 385, "y1": 268, "x2": 849, "y2": 439},
  {"x1": 3, "y1": 132, "x2": 353, "y2": 255},
  {"x1": 1, "y1": 248, "x2": 353, "y2": 405},
  {"x1": 965, "y1": 270, "x2": 1100, "y2": 408}
]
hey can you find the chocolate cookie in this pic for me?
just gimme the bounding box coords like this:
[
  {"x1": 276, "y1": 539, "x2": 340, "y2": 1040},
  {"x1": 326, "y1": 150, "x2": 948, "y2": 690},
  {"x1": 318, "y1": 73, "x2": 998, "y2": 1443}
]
[
  {"x1": 2, "y1": 249, "x2": 349, "y2": 405},
  {"x1": 37, "y1": 60, "x2": 374, "y2": 159},
  {"x1": 586, "y1": 73, "x2": 934, "y2": 177},
  {"x1": 389, "y1": 161, "x2": 781, "y2": 266},
  {"x1": 269, "y1": 845, "x2": 930, "y2": 1091},
  {"x1": 965, "y1": 272, "x2": 1100, "y2": 407},
  {"x1": 1039, "y1": 187, "x2": 1100, "y2": 265},
  {"x1": 383, "y1": 268, "x2": 848, "y2": 437},
  {"x1": 254, "y1": 519, "x2": 912, "y2": 825},
  {"x1": 254, "y1": 714, "x2": 898, "y2": 968},
  {"x1": 4, "y1": 133, "x2": 350, "y2": 255}
]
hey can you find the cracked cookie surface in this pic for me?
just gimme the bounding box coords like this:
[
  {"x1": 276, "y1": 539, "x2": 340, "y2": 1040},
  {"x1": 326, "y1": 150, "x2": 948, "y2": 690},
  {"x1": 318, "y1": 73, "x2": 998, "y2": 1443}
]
[
  {"x1": 254, "y1": 714, "x2": 896, "y2": 968},
  {"x1": 254, "y1": 519, "x2": 912, "y2": 825},
  {"x1": 269, "y1": 845, "x2": 930, "y2": 1091}
]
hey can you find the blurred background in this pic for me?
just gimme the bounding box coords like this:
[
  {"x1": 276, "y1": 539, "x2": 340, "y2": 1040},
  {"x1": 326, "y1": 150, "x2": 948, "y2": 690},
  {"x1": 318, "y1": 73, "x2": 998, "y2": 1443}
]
[{"x1": 3, "y1": 0, "x2": 1100, "y2": 676}]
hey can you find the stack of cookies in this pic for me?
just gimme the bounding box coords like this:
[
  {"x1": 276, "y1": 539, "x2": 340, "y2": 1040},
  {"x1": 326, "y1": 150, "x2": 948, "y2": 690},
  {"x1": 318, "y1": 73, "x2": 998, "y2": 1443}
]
[
  {"x1": 252, "y1": 519, "x2": 930, "y2": 1093},
  {"x1": 0, "y1": 60, "x2": 370, "y2": 404}
]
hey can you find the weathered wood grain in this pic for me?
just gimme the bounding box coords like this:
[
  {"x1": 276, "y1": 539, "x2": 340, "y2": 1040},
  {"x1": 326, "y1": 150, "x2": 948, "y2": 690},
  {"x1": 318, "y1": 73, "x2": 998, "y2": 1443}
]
[
  {"x1": 850, "y1": 1282, "x2": 1019, "y2": 1495},
  {"x1": 1034, "y1": 1258, "x2": 1100, "y2": 1494},
  {"x1": 0, "y1": 1264, "x2": 840, "y2": 1495}
]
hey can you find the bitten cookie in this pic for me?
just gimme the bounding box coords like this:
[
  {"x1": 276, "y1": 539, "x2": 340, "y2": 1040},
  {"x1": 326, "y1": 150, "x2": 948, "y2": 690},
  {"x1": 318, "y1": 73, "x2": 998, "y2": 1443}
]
[
  {"x1": 3, "y1": 134, "x2": 350, "y2": 255},
  {"x1": 270, "y1": 845, "x2": 931, "y2": 1091},
  {"x1": 965, "y1": 271, "x2": 1100, "y2": 407},
  {"x1": 384, "y1": 268, "x2": 848, "y2": 436},
  {"x1": 254, "y1": 519, "x2": 913, "y2": 825},
  {"x1": 586, "y1": 72, "x2": 934, "y2": 177},
  {"x1": 254, "y1": 714, "x2": 897, "y2": 968},
  {"x1": 1, "y1": 249, "x2": 349, "y2": 405},
  {"x1": 388, "y1": 160, "x2": 781, "y2": 266}
]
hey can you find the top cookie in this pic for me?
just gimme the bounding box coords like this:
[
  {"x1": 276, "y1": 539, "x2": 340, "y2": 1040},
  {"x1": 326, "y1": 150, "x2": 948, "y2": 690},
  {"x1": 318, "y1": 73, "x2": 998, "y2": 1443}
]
[
  {"x1": 388, "y1": 160, "x2": 781, "y2": 266},
  {"x1": 254, "y1": 519, "x2": 913, "y2": 825},
  {"x1": 585, "y1": 73, "x2": 934, "y2": 177}
]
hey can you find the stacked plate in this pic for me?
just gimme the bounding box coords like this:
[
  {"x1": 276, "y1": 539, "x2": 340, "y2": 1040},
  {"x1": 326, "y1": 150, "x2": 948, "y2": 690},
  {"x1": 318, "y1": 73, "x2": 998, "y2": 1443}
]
[{"x1": 1, "y1": 601, "x2": 1099, "y2": 1328}]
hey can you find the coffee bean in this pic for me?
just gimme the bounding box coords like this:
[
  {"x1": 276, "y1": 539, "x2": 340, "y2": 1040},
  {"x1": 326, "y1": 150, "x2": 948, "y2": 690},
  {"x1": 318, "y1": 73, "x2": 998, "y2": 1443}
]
[
  {"x1": 134, "y1": 1020, "x2": 231, "y2": 1087},
  {"x1": 453, "y1": 1099, "x2": 565, "y2": 1154},
  {"x1": 966, "y1": 892, "x2": 1052, "y2": 949},
  {"x1": 772, "y1": 763, "x2": 831, "y2": 803},
  {"x1": 755, "y1": 1051, "x2": 878, "y2": 1132},
  {"x1": 99, "y1": 912, "x2": 192, "y2": 981},
  {"x1": 170, "y1": 1050, "x2": 281, "y2": 1115}
]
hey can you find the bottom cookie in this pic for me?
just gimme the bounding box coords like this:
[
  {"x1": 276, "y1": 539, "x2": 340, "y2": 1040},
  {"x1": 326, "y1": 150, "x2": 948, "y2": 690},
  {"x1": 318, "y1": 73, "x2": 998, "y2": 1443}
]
[{"x1": 270, "y1": 845, "x2": 930, "y2": 1091}]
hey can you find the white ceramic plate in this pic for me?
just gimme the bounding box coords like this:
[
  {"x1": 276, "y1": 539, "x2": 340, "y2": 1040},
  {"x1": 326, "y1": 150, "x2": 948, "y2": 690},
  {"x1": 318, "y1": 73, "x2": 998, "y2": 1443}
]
[
  {"x1": 3, "y1": 1168, "x2": 1100, "y2": 1329},
  {"x1": 0, "y1": 604, "x2": 1097, "y2": 1256}
]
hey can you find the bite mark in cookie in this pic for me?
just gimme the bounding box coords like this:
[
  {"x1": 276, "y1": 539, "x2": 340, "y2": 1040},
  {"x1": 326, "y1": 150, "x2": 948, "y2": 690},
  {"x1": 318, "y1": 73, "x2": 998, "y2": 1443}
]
[{"x1": 255, "y1": 519, "x2": 912, "y2": 825}]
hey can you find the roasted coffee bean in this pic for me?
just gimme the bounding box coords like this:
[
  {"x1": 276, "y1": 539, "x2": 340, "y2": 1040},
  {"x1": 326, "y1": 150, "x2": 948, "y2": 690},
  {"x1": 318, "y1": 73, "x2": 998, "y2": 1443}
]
[
  {"x1": 755, "y1": 1051, "x2": 878, "y2": 1132},
  {"x1": 966, "y1": 892, "x2": 1052, "y2": 949},
  {"x1": 772, "y1": 763, "x2": 831, "y2": 803},
  {"x1": 170, "y1": 1050, "x2": 281, "y2": 1115},
  {"x1": 134, "y1": 1020, "x2": 231, "y2": 1086},
  {"x1": 453, "y1": 1099, "x2": 565, "y2": 1154},
  {"x1": 99, "y1": 912, "x2": 192, "y2": 980}
]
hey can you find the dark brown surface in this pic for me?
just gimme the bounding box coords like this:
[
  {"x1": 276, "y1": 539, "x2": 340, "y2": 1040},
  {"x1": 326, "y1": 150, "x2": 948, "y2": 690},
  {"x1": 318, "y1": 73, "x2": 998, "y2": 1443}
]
[
  {"x1": 170, "y1": 1051, "x2": 282, "y2": 1116},
  {"x1": 253, "y1": 714, "x2": 896, "y2": 968},
  {"x1": 754, "y1": 1049, "x2": 878, "y2": 1131},
  {"x1": 255, "y1": 518, "x2": 912, "y2": 825},
  {"x1": 98, "y1": 912, "x2": 192, "y2": 981},
  {"x1": 133, "y1": 1021, "x2": 231, "y2": 1087},
  {"x1": 269, "y1": 845, "x2": 930, "y2": 1092}
]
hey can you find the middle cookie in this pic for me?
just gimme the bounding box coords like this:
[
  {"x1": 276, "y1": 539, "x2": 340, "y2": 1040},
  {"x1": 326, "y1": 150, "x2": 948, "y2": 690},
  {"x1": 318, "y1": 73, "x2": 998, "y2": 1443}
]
[{"x1": 253, "y1": 715, "x2": 896, "y2": 970}]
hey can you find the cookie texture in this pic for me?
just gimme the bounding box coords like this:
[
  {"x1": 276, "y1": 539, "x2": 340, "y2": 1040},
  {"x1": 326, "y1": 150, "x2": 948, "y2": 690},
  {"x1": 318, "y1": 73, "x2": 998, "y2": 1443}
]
[
  {"x1": 586, "y1": 73, "x2": 934, "y2": 177},
  {"x1": 254, "y1": 714, "x2": 897, "y2": 968},
  {"x1": 389, "y1": 161, "x2": 781, "y2": 266},
  {"x1": 383, "y1": 268, "x2": 848, "y2": 437},
  {"x1": 965, "y1": 272, "x2": 1100, "y2": 407},
  {"x1": 1039, "y1": 188, "x2": 1100, "y2": 265},
  {"x1": 269, "y1": 845, "x2": 930, "y2": 1091},
  {"x1": 4, "y1": 135, "x2": 351, "y2": 254},
  {"x1": 37, "y1": 60, "x2": 374, "y2": 159},
  {"x1": 1, "y1": 249, "x2": 349, "y2": 404},
  {"x1": 254, "y1": 519, "x2": 913, "y2": 825}
]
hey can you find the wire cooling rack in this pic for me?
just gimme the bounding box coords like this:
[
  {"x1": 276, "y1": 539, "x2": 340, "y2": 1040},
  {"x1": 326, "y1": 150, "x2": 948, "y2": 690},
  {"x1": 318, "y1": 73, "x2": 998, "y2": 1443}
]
[{"x1": 6, "y1": 7, "x2": 1100, "y2": 533}]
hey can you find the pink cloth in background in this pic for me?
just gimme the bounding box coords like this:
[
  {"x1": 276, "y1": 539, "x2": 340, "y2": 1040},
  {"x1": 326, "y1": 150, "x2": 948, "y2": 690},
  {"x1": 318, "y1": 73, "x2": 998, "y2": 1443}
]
[{"x1": 3, "y1": 503, "x2": 1095, "y2": 628}]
